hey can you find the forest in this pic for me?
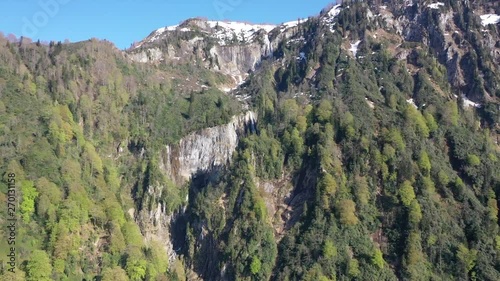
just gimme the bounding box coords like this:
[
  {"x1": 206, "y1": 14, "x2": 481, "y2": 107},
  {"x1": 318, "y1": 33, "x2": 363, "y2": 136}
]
[{"x1": 0, "y1": 0, "x2": 499, "y2": 280}]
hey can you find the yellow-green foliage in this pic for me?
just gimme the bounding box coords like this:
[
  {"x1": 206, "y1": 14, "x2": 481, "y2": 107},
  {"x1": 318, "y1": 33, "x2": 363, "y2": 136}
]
[
  {"x1": 466, "y1": 154, "x2": 481, "y2": 166},
  {"x1": 487, "y1": 192, "x2": 498, "y2": 221},
  {"x1": 409, "y1": 200, "x2": 423, "y2": 225},
  {"x1": 405, "y1": 105, "x2": 430, "y2": 138},
  {"x1": 337, "y1": 199, "x2": 359, "y2": 226},
  {"x1": 316, "y1": 100, "x2": 333, "y2": 123},
  {"x1": 372, "y1": 248, "x2": 385, "y2": 269},
  {"x1": 399, "y1": 181, "x2": 416, "y2": 207},
  {"x1": 323, "y1": 240, "x2": 337, "y2": 259},
  {"x1": 102, "y1": 267, "x2": 129, "y2": 281},
  {"x1": 443, "y1": 100, "x2": 459, "y2": 126},
  {"x1": 250, "y1": 256, "x2": 262, "y2": 274},
  {"x1": 26, "y1": 250, "x2": 52, "y2": 281},
  {"x1": 321, "y1": 173, "x2": 337, "y2": 196},
  {"x1": 384, "y1": 128, "x2": 406, "y2": 151},
  {"x1": 354, "y1": 175, "x2": 369, "y2": 205},
  {"x1": 253, "y1": 197, "x2": 268, "y2": 221},
  {"x1": 348, "y1": 258, "x2": 360, "y2": 278},
  {"x1": 424, "y1": 112, "x2": 438, "y2": 133},
  {"x1": 418, "y1": 151, "x2": 431, "y2": 176},
  {"x1": 82, "y1": 142, "x2": 103, "y2": 175},
  {"x1": 20, "y1": 180, "x2": 38, "y2": 222},
  {"x1": 457, "y1": 244, "x2": 478, "y2": 273}
]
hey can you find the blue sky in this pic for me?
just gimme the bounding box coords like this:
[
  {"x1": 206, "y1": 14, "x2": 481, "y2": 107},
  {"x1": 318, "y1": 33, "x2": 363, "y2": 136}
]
[{"x1": 0, "y1": 0, "x2": 335, "y2": 49}]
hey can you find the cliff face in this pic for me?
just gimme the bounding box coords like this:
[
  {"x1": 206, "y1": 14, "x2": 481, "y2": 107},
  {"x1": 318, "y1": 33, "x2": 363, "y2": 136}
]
[
  {"x1": 135, "y1": 190, "x2": 177, "y2": 263},
  {"x1": 159, "y1": 111, "x2": 256, "y2": 184},
  {"x1": 368, "y1": 1, "x2": 500, "y2": 101},
  {"x1": 135, "y1": 111, "x2": 257, "y2": 265}
]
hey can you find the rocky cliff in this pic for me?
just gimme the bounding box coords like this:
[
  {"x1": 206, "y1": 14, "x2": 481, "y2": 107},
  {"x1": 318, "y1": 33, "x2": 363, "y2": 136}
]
[
  {"x1": 369, "y1": 1, "x2": 500, "y2": 101},
  {"x1": 126, "y1": 1, "x2": 499, "y2": 101},
  {"x1": 159, "y1": 110, "x2": 256, "y2": 185},
  {"x1": 135, "y1": 111, "x2": 257, "y2": 265},
  {"x1": 126, "y1": 19, "x2": 300, "y2": 89}
]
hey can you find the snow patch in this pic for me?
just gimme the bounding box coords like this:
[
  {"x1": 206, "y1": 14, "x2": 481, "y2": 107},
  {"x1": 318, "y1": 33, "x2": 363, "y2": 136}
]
[
  {"x1": 145, "y1": 20, "x2": 275, "y2": 46},
  {"x1": 293, "y1": 92, "x2": 305, "y2": 98},
  {"x1": 367, "y1": 9, "x2": 374, "y2": 19},
  {"x1": 137, "y1": 24, "x2": 190, "y2": 46},
  {"x1": 147, "y1": 27, "x2": 168, "y2": 42},
  {"x1": 323, "y1": 4, "x2": 342, "y2": 32},
  {"x1": 462, "y1": 96, "x2": 481, "y2": 108},
  {"x1": 349, "y1": 40, "x2": 361, "y2": 56},
  {"x1": 480, "y1": 14, "x2": 500, "y2": 26},
  {"x1": 156, "y1": 27, "x2": 168, "y2": 33},
  {"x1": 206, "y1": 21, "x2": 276, "y2": 45},
  {"x1": 207, "y1": 21, "x2": 275, "y2": 33},
  {"x1": 427, "y1": 2, "x2": 444, "y2": 9},
  {"x1": 165, "y1": 25, "x2": 178, "y2": 31},
  {"x1": 406, "y1": 98, "x2": 417, "y2": 108},
  {"x1": 328, "y1": 4, "x2": 342, "y2": 18},
  {"x1": 281, "y1": 18, "x2": 307, "y2": 29}
]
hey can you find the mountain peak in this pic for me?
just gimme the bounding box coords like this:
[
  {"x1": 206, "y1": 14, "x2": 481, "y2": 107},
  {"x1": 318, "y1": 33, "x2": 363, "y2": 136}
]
[{"x1": 135, "y1": 18, "x2": 278, "y2": 48}]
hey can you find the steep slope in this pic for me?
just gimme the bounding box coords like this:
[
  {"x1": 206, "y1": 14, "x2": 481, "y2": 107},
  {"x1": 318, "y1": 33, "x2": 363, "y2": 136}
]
[
  {"x1": 0, "y1": 36, "x2": 243, "y2": 280},
  {"x1": 126, "y1": 18, "x2": 302, "y2": 93},
  {"x1": 163, "y1": 1, "x2": 500, "y2": 280},
  {"x1": 0, "y1": 0, "x2": 500, "y2": 281}
]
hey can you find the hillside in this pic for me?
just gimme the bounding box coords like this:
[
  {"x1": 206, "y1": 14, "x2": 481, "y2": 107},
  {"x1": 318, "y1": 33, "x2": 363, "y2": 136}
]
[{"x1": 0, "y1": 0, "x2": 500, "y2": 280}]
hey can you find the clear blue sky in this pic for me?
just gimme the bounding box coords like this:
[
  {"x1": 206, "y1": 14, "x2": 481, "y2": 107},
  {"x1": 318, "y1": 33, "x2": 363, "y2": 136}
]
[{"x1": 0, "y1": 0, "x2": 335, "y2": 49}]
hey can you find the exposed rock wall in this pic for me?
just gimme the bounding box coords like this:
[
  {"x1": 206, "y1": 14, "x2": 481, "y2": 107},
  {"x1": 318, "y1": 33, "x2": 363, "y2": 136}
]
[
  {"x1": 160, "y1": 111, "x2": 256, "y2": 185},
  {"x1": 126, "y1": 22, "x2": 298, "y2": 87},
  {"x1": 372, "y1": 2, "x2": 499, "y2": 101},
  {"x1": 135, "y1": 111, "x2": 256, "y2": 265},
  {"x1": 135, "y1": 188, "x2": 177, "y2": 262}
]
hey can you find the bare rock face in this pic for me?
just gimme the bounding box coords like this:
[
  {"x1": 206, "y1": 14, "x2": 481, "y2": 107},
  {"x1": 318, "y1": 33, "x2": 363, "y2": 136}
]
[
  {"x1": 135, "y1": 111, "x2": 256, "y2": 266},
  {"x1": 125, "y1": 18, "x2": 299, "y2": 88},
  {"x1": 160, "y1": 111, "x2": 257, "y2": 185},
  {"x1": 370, "y1": 0, "x2": 499, "y2": 102},
  {"x1": 127, "y1": 47, "x2": 164, "y2": 63},
  {"x1": 209, "y1": 41, "x2": 271, "y2": 79},
  {"x1": 135, "y1": 187, "x2": 177, "y2": 263}
]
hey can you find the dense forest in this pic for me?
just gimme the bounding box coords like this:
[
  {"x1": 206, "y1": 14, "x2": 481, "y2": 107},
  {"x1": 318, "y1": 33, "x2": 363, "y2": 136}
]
[{"x1": 1, "y1": 0, "x2": 500, "y2": 280}]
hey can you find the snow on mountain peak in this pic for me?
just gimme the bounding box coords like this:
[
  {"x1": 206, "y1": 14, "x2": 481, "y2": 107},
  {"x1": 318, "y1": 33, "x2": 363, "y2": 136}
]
[
  {"x1": 328, "y1": 4, "x2": 342, "y2": 18},
  {"x1": 204, "y1": 21, "x2": 276, "y2": 45},
  {"x1": 137, "y1": 3, "x2": 345, "y2": 49},
  {"x1": 206, "y1": 21, "x2": 276, "y2": 33},
  {"x1": 281, "y1": 19, "x2": 307, "y2": 30},
  {"x1": 322, "y1": 4, "x2": 343, "y2": 32},
  {"x1": 140, "y1": 19, "x2": 277, "y2": 47}
]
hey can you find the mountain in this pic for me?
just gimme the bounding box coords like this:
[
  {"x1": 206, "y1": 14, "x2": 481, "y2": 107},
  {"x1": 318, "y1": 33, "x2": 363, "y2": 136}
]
[{"x1": 0, "y1": 0, "x2": 499, "y2": 280}]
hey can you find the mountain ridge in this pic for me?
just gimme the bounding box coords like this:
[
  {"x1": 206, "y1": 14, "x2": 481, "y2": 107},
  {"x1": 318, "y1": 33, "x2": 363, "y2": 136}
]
[
  {"x1": 127, "y1": 0, "x2": 499, "y2": 105},
  {"x1": 1, "y1": 1, "x2": 500, "y2": 280}
]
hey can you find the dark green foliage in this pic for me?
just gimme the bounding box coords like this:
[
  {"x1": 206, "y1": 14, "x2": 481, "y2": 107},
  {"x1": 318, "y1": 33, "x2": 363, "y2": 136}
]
[{"x1": 1, "y1": 2, "x2": 500, "y2": 280}]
